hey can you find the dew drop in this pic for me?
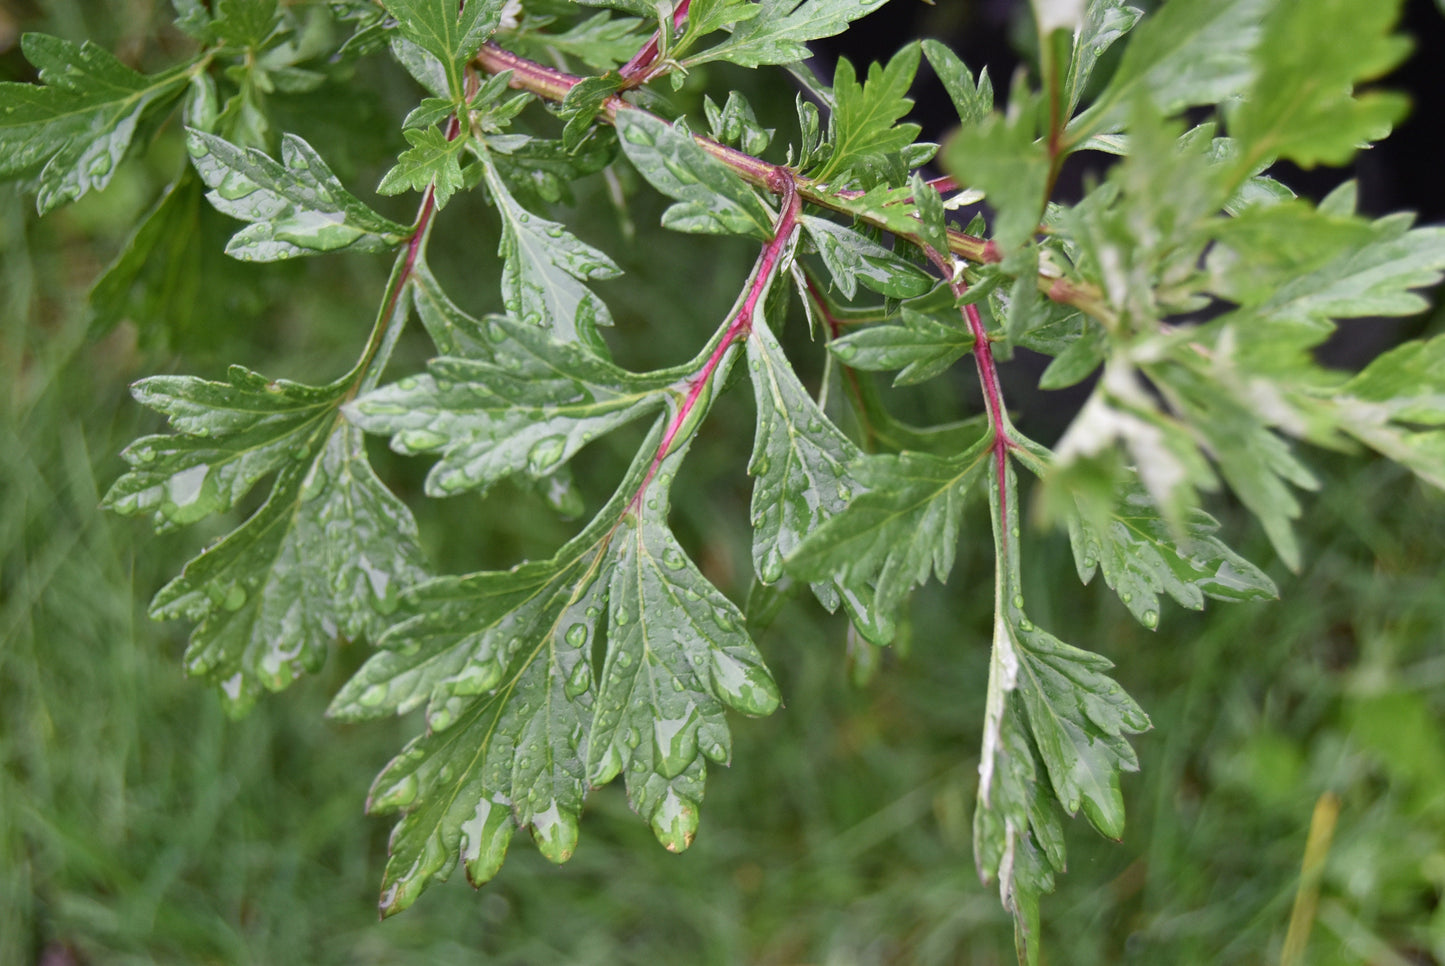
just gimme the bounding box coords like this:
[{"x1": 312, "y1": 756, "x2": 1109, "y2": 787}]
[
  {"x1": 1142, "y1": 610, "x2": 1159, "y2": 629},
  {"x1": 564, "y1": 660, "x2": 591, "y2": 699},
  {"x1": 222, "y1": 584, "x2": 248, "y2": 612}
]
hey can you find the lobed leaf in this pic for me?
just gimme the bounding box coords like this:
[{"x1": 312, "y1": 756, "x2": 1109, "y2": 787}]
[
  {"x1": 340, "y1": 393, "x2": 781, "y2": 912},
  {"x1": 149, "y1": 426, "x2": 427, "y2": 714},
  {"x1": 801, "y1": 215, "x2": 932, "y2": 299},
  {"x1": 746, "y1": 313, "x2": 865, "y2": 609},
  {"x1": 104, "y1": 367, "x2": 347, "y2": 530},
  {"x1": 615, "y1": 111, "x2": 775, "y2": 239},
  {"x1": 1066, "y1": 479, "x2": 1277, "y2": 628},
  {"x1": 685, "y1": 0, "x2": 893, "y2": 69},
  {"x1": 187, "y1": 129, "x2": 411, "y2": 261},
  {"x1": 787, "y1": 435, "x2": 991, "y2": 643},
  {"x1": 346, "y1": 315, "x2": 672, "y2": 496},
  {"x1": 481, "y1": 160, "x2": 622, "y2": 351},
  {"x1": 0, "y1": 34, "x2": 195, "y2": 213},
  {"x1": 1226, "y1": 0, "x2": 1410, "y2": 172},
  {"x1": 828, "y1": 319, "x2": 974, "y2": 386},
  {"x1": 975, "y1": 458, "x2": 1148, "y2": 963},
  {"x1": 811, "y1": 46, "x2": 923, "y2": 185},
  {"x1": 382, "y1": 0, "x2": 506, "y2": 99}
]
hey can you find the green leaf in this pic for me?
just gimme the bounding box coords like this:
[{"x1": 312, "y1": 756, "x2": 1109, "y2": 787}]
[
  {"x1": 353, "y1": 526, "x2": 611, "y2": 914},
  {"x1": 558, "y1": 73, "x2": 623, "y2": 152},
  {"x1": 480, "y1": 159, "x2": 622, "y2": 350},
  {"x1": 615, "y1": 110, "x2": 775, "y2": 239},
  {"x1": 787, "y1": 435, "x2": 991, "y2": 643},
  {"x1": 922, "y1": 39, "x2": 993, "y2": 127},
  {"x1": 377, "y1": 124, "x2": 467, "y2": 208},
  {"x1": 382, "y1": 0, "x2": 506, "y2": 99},
  {"x1": 975, "y1": 458, "x2": 1148, "y2": 961},
  {"x1": 683, "y1": 0, "x2": 764, "y2": 46},
  {"x1": 1063, "y1": 0, "x2": 1142, "y2": 115},
  {"x1": 686, "y1": 0, "x2": 892, "y2": 68},
  {"x1": 186, "y1": 129, "x2": 410, "y2": 261},
  {"x1": 338, "y1": 380, "x2": 779, "y2": 910},
  {"x1": 347, "y1": 315, "x2": 672, "y2": 496},
  {"x1": 591, "y1": 465, "x2": 781, "y2": 851},
  {"x1": 746, "y1": 312, "x2": 865, "y2": 608},
  {"x1": 1209, "y1": 202, "x2": 1445, "y2": 336},
  {"x1": 801, "y1": 215, "x2": 932, "y2": 299},
  {"x1": 148, "y1": 425, "x2": 428, "y2": 714},
  {"x1": 210, "y1": 0, "x2": 281, "y2": 48},
  {"x1": 410, "y1": 260, "x2": 496, "y2": 357},
  {"x1": 509, "y1": 12, "x2": 647, "y2": 72},
  {"x1": 811, "y1": 45, "x2": 923, "y2": 185},
  {"x1": 1226, "y1": 0, "x2": 1410, "y2": 172},
  {"x1": 489, "y1": 133, "x2": 615, "y2": 208},
  {"x1": 828, "y1": 319, "x2": 974, "y2": 386},
  {"x1": 0, "y1": 34, "x2": 194, "y2": 213},
  {"x1": 1156, "y1": 364, "x2": 1319, "y2": 569},
  {"x1": 88, "y1": 171, "x2": 211, "y2": 343},
  {"x1": 103, "y1": 367, "x2": 348, "y2": 531},
  {"x1": 1066, "y1": 479, "x2": 1277, "y2": 628},
  {"x1": 941, "y1": 76, "x2": 1050, "y2": 252},
  {"x1": 703, "y1": 91, "x2": 774, "y2": 156},
  {"x1": 1071, "y1": 0, "x2": 1268, "y2": 140},
  {"x1": 1037, "y1": 321, "x2": 1106, "y2": 389},
  {"x1": 1325, "y1": 335, "x2": 1445, "y2": 490}
]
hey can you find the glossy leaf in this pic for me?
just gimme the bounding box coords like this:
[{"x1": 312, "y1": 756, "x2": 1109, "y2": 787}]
[
  {"x1": 104, "y1": 367, "x2": 348, "y2": 531},
  {"x1": 922, "y1": 39, "x2": 993, "y2": 127},
  {"x1": 481, "y1": 159, "x2": 622, "y2": 350},
  {"x1": 186, "y1": 129, "x2": 411, "y2": 261},
  {"x1": 975, "y1": 458, "x2": 1148, "y2": 963},
  {"x1": 746, "y1": 313, "x2": 865, "y2": 608},
  {"x1": 687, "y1": 0, "x2": 892, "y2": 68},
  {"x1": 0, "y1": 34, "x2": 194, "y2": 213},
  {"x1": 1066, "y1": 479, "x2": 1277, "y2": 627},
  {"x1": 828, "y1": 319, "x2": 974, "y2": 386},
  {"x1": 346, "y1": 314, "x2": 671, "y2": 496},
  {"x1": 382, "y1": 0, "x2": 506, "y2": 99},
  {"x1": 615, "y1": 110, "x2": 775, "y2": 239},
  {"x1": 377, "y1": 125, "x2": 467, "y2": 207},
  {"x1": 802, "y1": 215, "x2": 932, "y2": 299},
  {"x1": 787, "y1": 435, "x2": 991, "y2": 643},
  {"x1": 811, "y1": 46, "x2": 923, "y2": 184},
  {"x1": 150, "y1": 425, "x2": 427, "y2": 714},
  {"x1": 592, "y1": 452, "x2": 781, "y2": 851}
]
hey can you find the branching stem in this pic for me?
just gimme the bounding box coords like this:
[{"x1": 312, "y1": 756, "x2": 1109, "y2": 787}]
[
  {"x1": 472, "y1": 42, "x2": 1115, "y2": 314},
  {"x1": 618, "y1": 0, "x2": 691, "y2": 89},
  {"x1": 631, "y1": 172, "x2": 802, "y2": 510}
]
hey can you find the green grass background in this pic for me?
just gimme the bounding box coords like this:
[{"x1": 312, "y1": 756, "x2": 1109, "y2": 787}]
[{"x1": 4, "y1": 3, "x2": 1445, "y2": 963}]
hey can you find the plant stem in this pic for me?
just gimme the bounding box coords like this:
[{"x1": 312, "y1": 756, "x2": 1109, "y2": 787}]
[
  {"x1": 924, "y1": 245, "x2": 1017, "y2": 545},
  {"x1": 632, "y1": 174, "x2": 802, "y2": 509},
  {"x1": 618, "y1": 0, "x2": 691, "y2": 88},
  {"x1": 472, "y1": 42, "x2": 1113, "y2": 312},
  {"x1": 350, "y1": 111, "x2": 461, "y2": 399}
]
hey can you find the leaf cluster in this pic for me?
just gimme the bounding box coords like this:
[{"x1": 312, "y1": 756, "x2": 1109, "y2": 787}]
[{"x1": 6, "y1": 0, "x2": 1444, "y2": 961}]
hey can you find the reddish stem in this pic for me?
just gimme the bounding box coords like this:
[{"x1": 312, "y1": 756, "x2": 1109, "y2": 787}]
[
  {"x1": 924, "y1": 246, "x2": 1016, "y2": 544},
  {"x1": 618, "y1": 0, "x2": 691, "y2": 88},
  {"x1": 351, "y1": 112, "x2": 461, "y2": 396},
  {"x1": 472, "y1": 43, "x2": 1009, "y2": 271},
  {"x1": 631, "y1": 175, "x2": 802, "y2": 510}
]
